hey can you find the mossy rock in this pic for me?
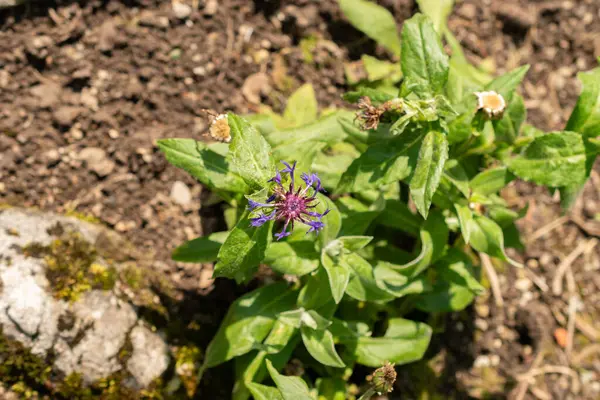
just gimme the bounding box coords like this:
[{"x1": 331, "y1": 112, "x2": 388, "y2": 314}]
[{"x1": 0, "y1": 208, "x2": 174, "y2": 398}]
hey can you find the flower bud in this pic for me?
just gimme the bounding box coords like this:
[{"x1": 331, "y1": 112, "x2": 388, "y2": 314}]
[
  {"x1": 369, "y1": 362, "x2": 396, "y2": 394},
  {"x1": 475, "y1": 91, "x2": 506, "y2": 119}
]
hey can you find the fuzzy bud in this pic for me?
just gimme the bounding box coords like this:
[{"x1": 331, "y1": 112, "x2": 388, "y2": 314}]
[{"x1": 369, "y1": 362, "x2": 396, "y2": 394}]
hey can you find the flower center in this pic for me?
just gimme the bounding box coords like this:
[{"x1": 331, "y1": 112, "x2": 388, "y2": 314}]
[{"x1": 283, "y1": 194, "x2": 305, "y2": 218}]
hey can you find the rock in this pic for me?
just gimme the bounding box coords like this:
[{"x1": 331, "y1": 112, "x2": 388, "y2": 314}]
[
  {"x1": 172, "y1": 1, "x2": 192, "y2": 19},
  {"x1": 170, "y1": 181, "x2": 192, "y2": 206},
  {"x1": 53, "y1": 106, "x2": 83, "y2": 127},
  {"x1": 127, "y1": 325, "x2": 169, "y2": 387},
  {"x1": 78, "y1": 147, "x2": 116, "y2": 177},
  {"x1": 242, "y1": 72, "x2": 271, "y2": 104},
  {"x1": 97, "y1": 21, "x2": 118, "y2": 52},
  {"x1": 0, "y1": 0, "x2": 26, "y2": 9},
  {"x1": 30, "y1": 82, "x2": 61, "y2": 108},
  {"x1": 0, "y1": 208, "x2": 170, "y2": 390},
  {"x1": 204, "y1": 0, "x2": 218, "y2": 16},
  {"x1": 138, "y1": 10, "x2": 170, "y2": 29}
]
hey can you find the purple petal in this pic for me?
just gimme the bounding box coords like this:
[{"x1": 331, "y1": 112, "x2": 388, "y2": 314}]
[
  {"x1": 250, "y1": 211, "x2": 276, "y2": 227},
  {"x1": 247, "y1": 199, "x2": 273, "y2": 211},
  {"x1": 280, "y1": 160, "x2": 296, "y2": 175},
  {"x1": 301, "y1": 172, "x2": 314, "y2": 187},
  {"x1": 305, "y1": 220, "x2": 325, "y2": 234},
  {"x1": 266, "y1": 194, "x2": 277, "y2": 203},
  {"x1": 268, "y1": 169, "x2": 282, "y2": 186}
]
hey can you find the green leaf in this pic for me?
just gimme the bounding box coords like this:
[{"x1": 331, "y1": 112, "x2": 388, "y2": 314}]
[
  {"x1": 485, "y1": 65, "x2": 530, "y2": 103},
  {"x1": 470, "y1": 167, "x2": 514, "y2": 196},
  {"x1": 455, "y1": 204, "x2": 473, "y2": 244},
  {"x1": 401, "y1": 13, "x2": 449, "y2": 96},
  {"x1": 315, "y1": 193, "x2": 342, "y2": 251},
  {"x1": 399, "y1": 210, "x2": 449, "y2": 277},
  {"x1": 493, "y1": 93, "x2": 526, "y2": 144},
  {"x1": 171, "y1": 231, "x2": 228, "y2": 262},
  {"x1": 227, "y1": 113, "x2": 275, "y2": 190},
  {"x1": 316, "y1": 378, "x2": 346, "y2": 400},
  {"x1": 340, "y1": 318, "x2": 432, "y2": 367},
  {"x1": 338, "y1": 0, "x2": 401, "y2": 56},
  {"x1": 416, "y1": 0, "x2": 454, "y2": 34},
  {"x1": 361, "y1": 55, "x2": 402, "y2": 82},
  {"x1": 338, "y1": 236, "x2": 373, "y2": 253},
  {"x1": 469, "y1": 215, "x2": 521, "y2": 267},
  {"x1": 337, "y1": 196, "x2": 384, "y2": 236},
  {"x1": 566, "y1": 67, "x2": 600, "y2": 138},
  {"x1": 301, "y1": 327, "x2": 345, "y2": 368},
  {"x1": 409, "y1": 131, "x2": 449, "y2": 218},
  {"x1": 336, "y1": 125, "x2": 426, "y2": 194},
  {"x1": 376, "y1": 199, "x2": 422, "y2": 236},
  {"x1": 312, "y1": 143, "x2": 361, "y2": 190},
  {"x1": 247, "y1": 383, "x2": 284, "y2": 400},
  {"x1": 444, "y1": 159, "x2": 470, "y2": 198},
  {"x1": 204, "y1": 283, "x2": 296, "y2": 368},
  {"x1": 507, "y1": 131, "x2": 587, "y2": 187},
  {"x1": 321, "y1": 251, "x2": 350, "y2": 304},
  {"x1": 157, "y1": 138, "x2": 248, "y2": 193},
  {"x1": 415, "y1": 248, "x2": 483, "y2": 312},
  {"x1": 374, "y1": 262, "x2": 432, "y2": 297},
  {"x1": 298, "y1": 267, "x2": 335, "y2": 310},
  {"x1": 345, "y1": 253, "x2": 395, "y2": 302},
  {"x1": 264, "y1": 241, "x2": 319, "y2": 276},
  {"x1": 266, "y1": 360, "x2": 313, "y2": 400},
  {"x1": 214, "y1": 213, "x2": 271, "y2": 282},
  {"x1": 342, "y1": 88, "x2": 395, "y2": 105},
  {"x1": 283, "y1": 84, "x2": 318, "y2": 128}
]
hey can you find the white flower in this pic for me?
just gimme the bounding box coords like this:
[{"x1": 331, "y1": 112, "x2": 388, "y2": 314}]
[
  {"x1": 209, "y1": 113, "x2": 231, "y2": 143},
  {"x1": 475, "y1": 91, "x2": 506, "y2": 119}
]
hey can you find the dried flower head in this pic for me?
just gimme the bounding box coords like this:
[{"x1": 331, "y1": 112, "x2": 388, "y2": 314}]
[
  {"x1": 356, "y1": 96, "x2": 386, "y2": 131},
  {"x1": 475, "y1": 91, "x2": 506, "y2": 119},
  {"x1": 247, "y1": 161, "x2": 328, "y2": 240},
  {"x1": 208, "y1": 113, "x2": 231, "y2": 142},
  {"x1": 368, "y1": 362, "x2": 396, "y2": 394}
]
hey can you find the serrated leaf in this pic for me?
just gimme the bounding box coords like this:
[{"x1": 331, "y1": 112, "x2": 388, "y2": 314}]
[
  {"x1": 247, "y1": 383, "x2": 284, "y2": 400},
  {"x1": 415, "y1": 248, "x2": 483, "y2": 312},
  {"x1": 266, "y1": 360, "x2": 313, "y2": 400},
  {"x1": 455, "y1": 204, "x2": 473, "y2": 244},
  {"x1": 566, "y1": 67, "x2": 600, "y2": 138},
  {"x1": 416, "y1": 0, "x2": 454, "y2": 34},
  {"x1": 468, "y1": 215, "x2": 521, "y2": 267},
  {"x1": 507, "y1": 131, "x2": 586, "y2": 187},
  {"x1": 336, "y1": 125, "x2": 426, "y2": 194},
  {"x1": 264, "y1": 241, "x2": 319, "y2": 276},
  {"x1": 171, "y1": 231, "x2": 229, "y2": 262},
  {"x1": 157, "y1": 138, "x2": 248, "y2": 193},
  {"x1": 301, "y1": 327, "x2": 345, "y2": 368},
  {"x1": 283, "y1": 84, "x2": 318, "y2": 128},
  {"x1": 338, "y1": 0, "x2": 401, "y2": 56},
  {"x1": 204, "y1": 283, "x2": 297, "y2": 368},
  {"x1": 470, "y1": 167, "x2": 515, "y2": 196},
  {"x1": 409, "y1": 131, "x2": 449, "y2": 218},
  {"x1": 227, "y1": 113, "x2": 275, "y2": 190},
  {"x1": 401, "y1": 13, "x2": 449, "y2": 96},
  {"x1": 345, "y1": 253, "x2": 395, "y2": 302},
  {"x1": 214, "y1": 213, "x2": 271, "y2": 282}
]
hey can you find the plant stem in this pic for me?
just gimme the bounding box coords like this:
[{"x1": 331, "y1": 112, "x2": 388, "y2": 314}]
[{"x1": 358, "y1": 387, "x2": 377, "y2": 400}]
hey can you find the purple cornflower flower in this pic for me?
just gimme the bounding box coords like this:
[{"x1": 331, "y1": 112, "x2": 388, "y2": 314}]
[{"x1": 247, "y1": 160, "x2": 329, "y2": 240}]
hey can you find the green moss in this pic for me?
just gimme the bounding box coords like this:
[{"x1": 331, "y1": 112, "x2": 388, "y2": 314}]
[
  {"x1": 64, "y1": 209, "x2": 101, "y2": 224},
  {"x1": 175, "y1": 345, "x2": 202, "y2": 398},
  {"x1": 22, "y1": 232, "x2": 118, "y2": 302}
]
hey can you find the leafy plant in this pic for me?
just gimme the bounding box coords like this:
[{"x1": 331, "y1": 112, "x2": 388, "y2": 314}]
[{"x1": 159, "y1": 2, "x2": 600, "y2": 398}]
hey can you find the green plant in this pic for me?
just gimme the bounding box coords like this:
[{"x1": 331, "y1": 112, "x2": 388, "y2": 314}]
[{"x1": 158, "y1": 2, "x2": 600, "y2": 398}]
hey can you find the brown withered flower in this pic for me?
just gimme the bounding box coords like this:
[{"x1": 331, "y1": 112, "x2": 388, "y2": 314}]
[
  {"x1": 202, "y1": 109, "x2": 232, "y2": 143},
  {"x1": 356, "y1": 96, "x2": 385, "y2": 131}
]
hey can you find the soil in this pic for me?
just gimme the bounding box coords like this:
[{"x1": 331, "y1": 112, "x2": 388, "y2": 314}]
[{"x1": 1, "y1": 0, "x2": 599, "y2": 399}]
